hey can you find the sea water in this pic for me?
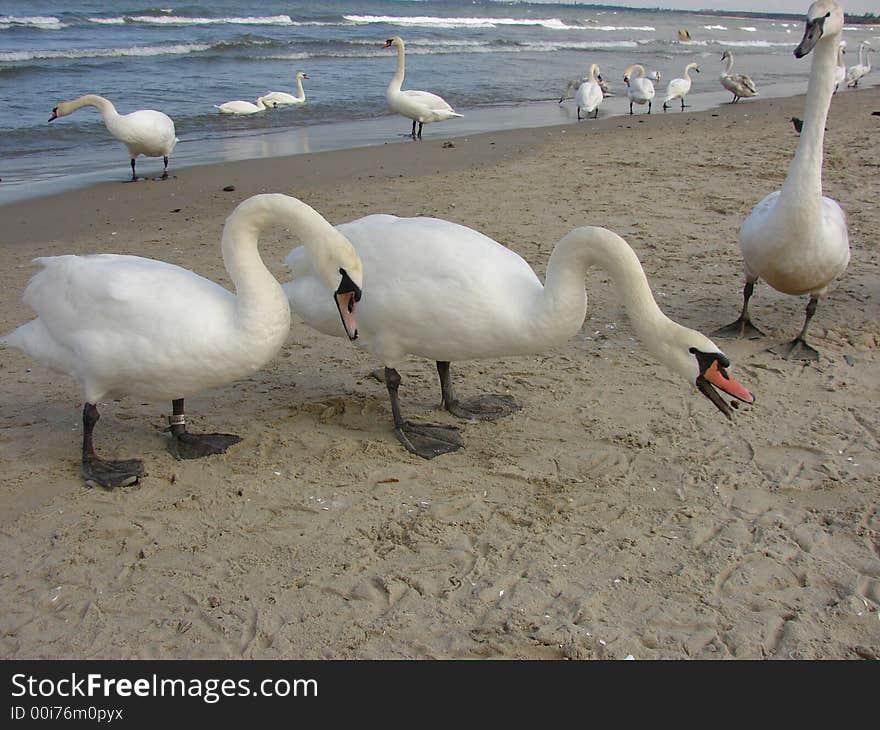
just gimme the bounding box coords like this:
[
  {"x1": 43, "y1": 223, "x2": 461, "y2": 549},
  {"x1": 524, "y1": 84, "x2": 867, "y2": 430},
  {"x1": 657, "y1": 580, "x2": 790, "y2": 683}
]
[{"x1": 0, "y1": 0, "x2": 877, "y2": 203}]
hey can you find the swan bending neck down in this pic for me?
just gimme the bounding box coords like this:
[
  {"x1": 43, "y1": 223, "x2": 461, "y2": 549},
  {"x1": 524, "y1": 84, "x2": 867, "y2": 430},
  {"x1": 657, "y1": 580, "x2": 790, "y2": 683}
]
[
  {"x1": 49, "y1": 94, "x2": 178, "y2": 181},
  {"x1": 2, "y1": 194, "x2": 363, "y2": 488},
  {"x1": 284, "y1": 216, "x2": 753, "y2": 459},
  {"x1": 623, "y1": 64, "x2": 655, "y2": 115},
  {"x1": 215, "y1": 96, "x2": 273, "y2": 115},
  {"x1": 383, "y1": 36, "x2": 463, "y2": 140},
  {"x1": 714, "y1": 0, "x2": 850, "y2": 361}
]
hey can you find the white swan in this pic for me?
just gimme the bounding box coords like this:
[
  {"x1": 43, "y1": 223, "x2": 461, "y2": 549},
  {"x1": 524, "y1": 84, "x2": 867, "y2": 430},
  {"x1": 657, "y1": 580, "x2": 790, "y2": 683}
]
[
  {"x1": 284, "y1": 216, "x2": 754, "y2": 459},
  {"x1": 560, "y1": 74, "x2": 611, "y2": 102},
  {"x1": 834, "y1": 40, "x2": 846, "y2": 92},
  {"x1": 663, "y1": 62, "x2": 700, "y2": 111},
  {"x1": 720, "y1": 50, "x2": 758, "y2": 102},
  {"x1": 846, "y1": 41, "x2": 873, "y2": 87},
  {"x1": 576, "y1": 64, "x2": 604, "y2": 120},
  {"x1": 48, "y1": 94, "x2": 178, "y2": 181},
  {"x1": 714, "y1": 0, "x2": 850, "y2": 361},
  {"x1": 623, "y1": 64, "x2": 656, "y2": 114},
  {"x1": 383, "y1": 36, "x2": 463, "y2": 139},
  {"x1": 263, "y1": 71, "x2": 309, "y2": 106},
  {"x1": 215, "y1": 96, "x2": 273, "y2": 115},
  {"x1": 1, "y1": 194, "x2": 363, "y2": 488}
]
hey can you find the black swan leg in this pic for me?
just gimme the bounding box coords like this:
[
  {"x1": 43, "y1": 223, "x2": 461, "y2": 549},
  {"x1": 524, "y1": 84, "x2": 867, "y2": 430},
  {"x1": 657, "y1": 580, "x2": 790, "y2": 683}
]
[
  {"x1": 436, "y1": 361, "x2": 520, "y2": 421},
  {"x1": 713, "y1": 280, "x2": 765, "y2": 339},
  {"x1": 166, "y1": 398, "x2": 241, "y2": 460},
  {"x1": 81, "y1": 403, "x2": 144, "y2": 489},
  {"x1": 384, "y1": 367, "x2": 462, "y2": 459},
  {"x1": 769, "y1": 296, "x2": 821, "y2": 361}
]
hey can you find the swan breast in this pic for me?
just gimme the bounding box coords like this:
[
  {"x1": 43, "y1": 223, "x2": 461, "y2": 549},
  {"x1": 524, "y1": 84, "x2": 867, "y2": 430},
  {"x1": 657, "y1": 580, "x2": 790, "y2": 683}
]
[{"x1": 739, "y1": 193, "x2": 850, "y2": 295}]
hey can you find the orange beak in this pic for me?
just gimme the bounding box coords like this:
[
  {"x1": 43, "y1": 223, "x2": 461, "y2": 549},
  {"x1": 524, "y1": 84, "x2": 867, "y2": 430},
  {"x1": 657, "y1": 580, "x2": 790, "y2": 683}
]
[
  {"x1": 696, "y1": 360, "x2": 754, "y2": 419},
  {"x1": 335, "y1": 291, "x2": 358, "y2": 341}
]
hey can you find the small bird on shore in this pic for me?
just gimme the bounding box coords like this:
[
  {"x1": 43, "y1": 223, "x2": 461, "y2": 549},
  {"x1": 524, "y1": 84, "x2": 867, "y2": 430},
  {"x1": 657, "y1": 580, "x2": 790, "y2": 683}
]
[{"x1": 790, "y1": 116, "x2": 804, "y2": 133}]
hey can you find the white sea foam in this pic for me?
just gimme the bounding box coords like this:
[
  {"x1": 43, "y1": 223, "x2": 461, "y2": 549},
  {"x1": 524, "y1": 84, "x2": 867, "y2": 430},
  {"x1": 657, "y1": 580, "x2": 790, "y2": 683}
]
[
  {"x1": 343, "y1": 15, "x2": 581, "y2": 30},
  {"x1": 590, "y1": 25, "x2": 655, "y2": 32},
  {"x1": 0, "y1": 15, "x2": 66, "y2": 30},
  {"x1": 703, "y1": 25, "x2": 728, "y2": 31},
  {"x1": 740, "y1": 27, "x2": 758, "y2": 32},
  {"x1": 90, "y1": 15, "x2": 313, "y2": 27},
  {"x1": 0, "y1": 43, "x2": 212, "y2": 63}
]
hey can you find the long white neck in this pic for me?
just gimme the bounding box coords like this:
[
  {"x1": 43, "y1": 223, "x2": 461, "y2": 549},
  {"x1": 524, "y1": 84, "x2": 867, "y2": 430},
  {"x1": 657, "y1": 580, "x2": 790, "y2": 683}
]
[
  {"x1": 781, "y1": 32, "x2": 839, "y2": 205},
  {"x1": 66, "y1": 94, "x2": 118, "y2": 122},
  {"x1": 255, "y1": 97, "x2": 268, "y2": 110},
  {"x1": 683, "y1": 63, "x2": 697, "y2": 80},
  {"x1": 836, "y1": 45, "x2": 845, "y2": 69},
  {"x1": 221, "y1": 195, "x2": 337, "y2": 333},
  {"x1": 588, "y1": 64, "x2": 600, "y2": 83},
  {"x1": 531, "y1": 227, "x2": 688, "y2": 360},
  {"x1": 295, "y1": 76, "x2": 306, "y2": 101},
  {"x1": 388, "y1": 41, "x2": 405, "y2": 93},
  {"x1": 859, "y1": 43, "x2": 866, "y2": 65}
]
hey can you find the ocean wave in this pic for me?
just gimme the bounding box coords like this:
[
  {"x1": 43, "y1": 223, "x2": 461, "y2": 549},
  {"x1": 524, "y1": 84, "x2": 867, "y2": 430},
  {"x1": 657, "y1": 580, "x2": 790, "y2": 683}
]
[
  {"x1": 703, "y1": 25, "x2": 728, "y2": 31},
  {"x1": 0, "y1": 43, "x2": 212, "y2": 63},
  {"x1": 343, "y1": 15, "x2": 582, "y2": 30},
  {"x1": 740, "y1": 27, "x2": 758, "y2": 32},
  {"x1": 589, "y1": 26, "x2": 656, "y2": 32},
  {"x1": 86, "y1": 15, "x2": 329, "y2": 27},
  {"x1": 0, "y1": 15, "x2": 67, "y2": 31}
]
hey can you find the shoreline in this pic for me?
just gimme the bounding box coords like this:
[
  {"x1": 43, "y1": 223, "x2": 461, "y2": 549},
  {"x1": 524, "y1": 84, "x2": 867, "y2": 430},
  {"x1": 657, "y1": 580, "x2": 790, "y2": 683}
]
[
  {"x1": 0, "y1": 84, "x2": 878, "y2": 659},
  {"x1": 4, "y1": 75, "x2": 876, "y2": 210}
]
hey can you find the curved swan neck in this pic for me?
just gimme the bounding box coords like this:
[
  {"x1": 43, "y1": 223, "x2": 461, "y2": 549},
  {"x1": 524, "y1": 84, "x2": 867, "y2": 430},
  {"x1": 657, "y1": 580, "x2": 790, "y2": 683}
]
[
  {"x1": 782, "y1": 31, "x2": 838, "y2": 204},
  {"x1": 63, "y1": 94, "x2": 118, "y2": 120},
  {"x1": 295, "y1": 76, "x2": 306, "y2": 100},
  {"x1": 221, "y1": 195, "x2": 327, "y2": 325},
  {"x1": 722, "y1": 53, "x2": 734, "y2": 75},
  {"x1": 539, "y1": 227, "x2": 677, "y2": 349},
  {"x1": 389, "y1": 40, "x2": 405, "y2": 93}
]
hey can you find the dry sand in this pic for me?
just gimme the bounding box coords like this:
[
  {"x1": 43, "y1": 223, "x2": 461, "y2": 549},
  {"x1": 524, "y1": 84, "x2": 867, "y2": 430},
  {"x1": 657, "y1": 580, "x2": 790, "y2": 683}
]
[{"x1": 1, "y1": 88, "x2": 878, "y2": 659}]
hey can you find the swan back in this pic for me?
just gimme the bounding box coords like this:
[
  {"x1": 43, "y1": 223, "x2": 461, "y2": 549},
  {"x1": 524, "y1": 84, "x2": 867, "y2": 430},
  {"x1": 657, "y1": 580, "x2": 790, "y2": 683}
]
[{"x1": 49, "y1": 94, "x2": 177, "y2": 157}]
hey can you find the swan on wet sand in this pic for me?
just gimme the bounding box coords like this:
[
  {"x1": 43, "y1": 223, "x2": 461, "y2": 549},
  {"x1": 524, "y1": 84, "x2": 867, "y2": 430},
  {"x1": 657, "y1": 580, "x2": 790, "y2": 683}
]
[
  {"x1": 1, "y1": 194, "x2": 363, "y2": 488},
  {"x1": 623, "y1": 64, "x2": 655, "y2": 114},
  {"x1": 663, "y1": 62, "x2": 700, "y2": 111},
  {"x1": 215, "y1": 97, "x2": 274, "y2": 115},
  {"x1": 48, "y1": 94, "x2": 178, "y2": 181},
  {"x1": 560, "y1": 75, "x2": 611, "y2": 102},
  {"x1": 576, "y1": 64, "x2": 604, "y2": 120},
  {"x1": 714, "y1": 0, "x2": 850, "y2": 361},
  {"x1": 383, "y1": 36, "x2": 463, "y2": 139},
  {"x1": 720, "y1": 50, "x2": 758, "y2": 102},
  {"x1": 846, "y1": 42, "x2": 873, "y2": 87},
  {"x1": 284, "y1": 216, "x2": 754, "y2": 459},
  {"x1": 263, "y1": 71, "x2": 309, "y2": 106}
]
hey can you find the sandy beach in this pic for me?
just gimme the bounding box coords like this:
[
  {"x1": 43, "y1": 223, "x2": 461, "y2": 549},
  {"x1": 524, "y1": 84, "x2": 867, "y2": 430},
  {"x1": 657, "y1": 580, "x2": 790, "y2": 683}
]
[{"x1": 1, "y1": 86, "x2": 878, "y2": 660}]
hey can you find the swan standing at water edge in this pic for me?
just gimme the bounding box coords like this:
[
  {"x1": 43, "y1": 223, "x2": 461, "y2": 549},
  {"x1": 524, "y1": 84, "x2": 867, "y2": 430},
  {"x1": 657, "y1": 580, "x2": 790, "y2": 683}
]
[
  {"x1": 215, "y1": 97, "x2": 274, "y2": 115},
  {"x1": 663, "y1": 62, "x2": 700, "y2": 111},
  {"x1": 1, "y1": 194, "x2": 363, "y2": 489},
  {"x1": 719, "y1": 50, "x2": 758, "y2": 103},
  {"x1": 383, "y1": 36, "x2": 463, "y2": 140},
  {"x1": 48, "y1": 94, "x2": 177, "y2": 181},
  {"x1": 576, "y1": 64, "x2": 604, "y2": 120},
  {"x1": 263, "y1": 71, "x2": 309, "y2": 106},
  {"x1": 714, "y1": 0, "x2": 849, "y2": 361},
  {"x1": 284, "y1": 217, "x2": 754, "y2": 459},
  {"x1": 623, "y1": 65, "x2": 655, "y2": 114},
  {"x1": 846, "y1": 42, "x2": 873, "y2": 87}
]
